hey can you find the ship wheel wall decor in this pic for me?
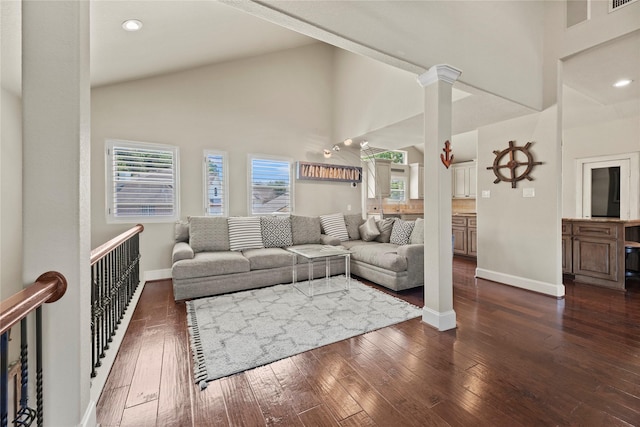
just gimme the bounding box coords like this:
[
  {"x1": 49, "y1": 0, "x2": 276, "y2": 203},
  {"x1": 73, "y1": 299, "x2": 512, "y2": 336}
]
[{"x1": 487, "y1": 140, "x2": 543, "y2": 188}]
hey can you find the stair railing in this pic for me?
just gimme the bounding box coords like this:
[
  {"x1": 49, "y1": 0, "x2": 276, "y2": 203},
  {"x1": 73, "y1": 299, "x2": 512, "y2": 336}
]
[
  {"x1": 0, "y1": 271, "x2": 67, "y2": 427},
  {"x1": 90, "y1": 224, "x2": 143, "y2": 378}
]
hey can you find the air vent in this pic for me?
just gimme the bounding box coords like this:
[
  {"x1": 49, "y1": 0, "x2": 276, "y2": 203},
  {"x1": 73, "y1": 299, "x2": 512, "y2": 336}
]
[
  {"x1": 391, "y1": 167, "x2": 406, "y2": 173},
  {"x1": 610, "y1": 0, "x2": 637, "y2": 12}
]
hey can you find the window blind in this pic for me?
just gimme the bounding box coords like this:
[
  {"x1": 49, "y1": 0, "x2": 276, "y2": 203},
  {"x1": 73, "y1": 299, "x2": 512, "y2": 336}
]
[
  {"x1": 107, "y1": 141, "x2": 178, "y2": 221},
  {"x1": 250, "y1": 158, "x2": 292, "y2": 215},
  {"x1": 205, "y1": 152, "x2": 226, "y2": 216}
]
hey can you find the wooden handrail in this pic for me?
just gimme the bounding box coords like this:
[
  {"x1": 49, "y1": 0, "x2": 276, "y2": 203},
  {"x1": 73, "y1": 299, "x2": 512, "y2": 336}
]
[
  {"x1": 0, "y1": 271, "x2": 67, "y2": 335},
  {"x1": 90, "y1": 224, "x2": 144, "y2": 266}
]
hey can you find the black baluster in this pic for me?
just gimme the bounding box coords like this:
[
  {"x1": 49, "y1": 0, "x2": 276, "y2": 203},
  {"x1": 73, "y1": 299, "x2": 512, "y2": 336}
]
[
  {"x1": 36, "y1": 308, "x2": 43, "y2": 427},
  {"x1": 91, "y1": 265, "x2": 97, "y2": 377}
]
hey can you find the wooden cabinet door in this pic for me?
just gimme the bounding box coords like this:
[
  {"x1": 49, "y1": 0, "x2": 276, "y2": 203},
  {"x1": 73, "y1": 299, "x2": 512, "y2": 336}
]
[
  {"x1": 562, "y1": 235, "x2": 572, "y2": 274},
  {"x1": 572, "y1": 237, "x2": 618, "y2": 281},
  {"x1": 452, "y1": 166, "x2": 467, "y2": 198},
  {"x1": 467, "y1": 227, "x2": 477, "y2": 257},
  {"x1": 452, "y1": 227, "x2": 467, "y2": 255}
]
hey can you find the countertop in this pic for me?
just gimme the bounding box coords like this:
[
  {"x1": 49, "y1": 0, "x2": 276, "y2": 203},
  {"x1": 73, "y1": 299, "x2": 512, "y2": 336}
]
[{"x1": 563, "y1": 218, "x2": 640, "y2": 226}]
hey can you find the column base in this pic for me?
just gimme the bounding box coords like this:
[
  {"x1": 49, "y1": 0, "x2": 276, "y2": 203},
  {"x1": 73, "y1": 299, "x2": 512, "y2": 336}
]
[{"x1": 422, "y1": 307, "x2": 457, "y2": 331}]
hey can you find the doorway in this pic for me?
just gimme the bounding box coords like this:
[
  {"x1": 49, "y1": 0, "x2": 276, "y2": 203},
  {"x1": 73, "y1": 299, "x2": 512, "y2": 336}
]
[{"x1": 576, "y1": 153, "x2": 639, "y2": 220}]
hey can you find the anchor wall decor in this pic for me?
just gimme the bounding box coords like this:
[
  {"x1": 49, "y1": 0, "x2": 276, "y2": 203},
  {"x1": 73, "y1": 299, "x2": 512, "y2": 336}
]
[{"x1": 440, "y1": 140, "x2": 454, "y2": 169}]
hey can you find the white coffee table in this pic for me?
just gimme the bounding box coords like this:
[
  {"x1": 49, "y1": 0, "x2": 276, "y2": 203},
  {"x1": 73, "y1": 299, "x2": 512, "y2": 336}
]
[{"x1": 286, "y1": 245, "x2": 351, "y2": 297}]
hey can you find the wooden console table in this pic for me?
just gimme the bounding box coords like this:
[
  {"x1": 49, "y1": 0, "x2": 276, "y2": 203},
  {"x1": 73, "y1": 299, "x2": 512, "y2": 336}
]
[{"x1": 562, "y1": 218, "x2": 640, "y2": 290}]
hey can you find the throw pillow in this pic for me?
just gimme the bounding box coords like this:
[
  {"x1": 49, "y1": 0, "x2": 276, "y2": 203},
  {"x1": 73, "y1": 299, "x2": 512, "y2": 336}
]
[
  {"x1": 358, "y1": 217, "x2": 380, "y2": 241},
  {"x1": 375, "y1": 218, "x2": 396, "y2": 243},
  {"x1": 410, "y1": 218, "x2": 425, "y2": 244},
  {"x1": 260, "y1": 216, "x2": 293, "y2": 248},
  {"x1": 344, "y1": 214, "x2": 365, "y2": 240},
  {"x1": 320, "y1": 213, "x2": 350, "y2": 242},
  {"x1": 174, "y1": 220, "x2": 189, "y2": 243},
  {"x1": 390, "y1": 219, "x2": 416, "y2": 245},
  {"x1": 290, "y1": 215, "x2": 322, "y2": 245},
  {"x1": 228, "y1": 216, "x2": 264, "y2": 251},
  {"x1": 189, "y1": 216, "x2": 230, "y2": 252}
]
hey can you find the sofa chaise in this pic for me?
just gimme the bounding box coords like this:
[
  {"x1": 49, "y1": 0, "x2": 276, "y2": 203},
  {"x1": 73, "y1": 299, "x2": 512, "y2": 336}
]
[{"x1": 171, "y1": 213, "x2": 424, "y2": 301}]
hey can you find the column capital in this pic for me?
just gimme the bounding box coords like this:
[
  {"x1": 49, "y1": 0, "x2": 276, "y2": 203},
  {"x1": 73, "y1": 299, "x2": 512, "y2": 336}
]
[{"x1": 417, "y1": 64, "x2": 462, "y2": 87}]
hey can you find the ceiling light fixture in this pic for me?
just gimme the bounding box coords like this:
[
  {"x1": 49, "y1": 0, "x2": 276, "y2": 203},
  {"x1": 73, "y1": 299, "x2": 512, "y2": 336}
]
[
  {"x1": 323, "y1": 149, "x2": 332, "y2": 158},
  {"x1": 343, "y1": 138, "x2": 353, "y2": 146},
  {"x1": 122, "y1": 19, "x2": 143, "y2": 32},
  {"x1": 332, "y1": 144, "x2": 341, "y2": 151},
  {"x1": 613, "y1": 79, "x2": 632, "y2": 88}
]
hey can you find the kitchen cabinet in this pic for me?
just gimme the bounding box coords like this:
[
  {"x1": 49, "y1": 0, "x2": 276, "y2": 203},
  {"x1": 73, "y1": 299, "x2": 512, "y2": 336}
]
[
  {"x1": 452, "y1": 214, "x2": 476, "y2": 258},
  {"x1": 451, "y1": 161, "x2": 477, "y2": 199},
  {"x1": 563, "y1": 218, "x2": 640, "y2": 290},
  {"x1": 366, "y1": 158, "x2": 391, "y2": 199},
  {"x1": 409, "y1": 163, "x2": 424, "y2": 199}
]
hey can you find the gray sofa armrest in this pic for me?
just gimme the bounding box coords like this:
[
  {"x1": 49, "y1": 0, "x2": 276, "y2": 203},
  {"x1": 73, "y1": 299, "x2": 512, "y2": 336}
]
[
  {"x1": 320, "y1": 234, "x2": 341, "y2": 246},
  {"x1": 172, "y1": 242, "x2": 194, "y2": 264},
  {"x1": 397, "y1": 244, "x2": 424, "y2": 285}
]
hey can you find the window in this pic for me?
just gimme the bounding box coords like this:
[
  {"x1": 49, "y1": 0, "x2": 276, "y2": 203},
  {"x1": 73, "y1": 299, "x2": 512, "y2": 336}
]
[
  {"x1": 367, "y1": 149, "x2": 407, "y2": 165},
  {"x1": 204, "y1": 151, "x2": 228, "y2": 216},
  {"x1": 106, "y1": 139, "x2": 179, "y2": 223},
  {"x1": 389, "y1": 177, "x2": 407, "y2": 201},
  {"x1": 249, "y1": 156, "x2": 292, "y2": 215}
]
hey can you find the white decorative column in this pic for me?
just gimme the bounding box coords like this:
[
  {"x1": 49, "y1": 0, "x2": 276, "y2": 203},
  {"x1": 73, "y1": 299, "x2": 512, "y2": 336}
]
[
  {"x1": 22, "y1": 1, "x2": 94, "y2": 426},
  {"x1": 417, "y1": 64, "x2": 461, "y2": 331}
]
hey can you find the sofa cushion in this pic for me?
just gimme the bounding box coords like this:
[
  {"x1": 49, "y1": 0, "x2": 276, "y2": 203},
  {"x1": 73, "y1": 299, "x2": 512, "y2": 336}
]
[
  {"x1": 174, "y1": 220, "x2": 189, "y2": 243},
  {"x1": 260, "y1": 216, "x2": 293, "y2": 248},
  {"x1": 320, "y1": 213, "x2": 350, "y2": 241},
  {"x1": 375, "y1": 218, "x2": 395, "y2": 243},
  {"x1": 349, "y1": 243, "x2": 408, "y2": 272},
  {"x1": 189, "y1": 216, "x2": 230, "y2": 252},
  {"x1": 410, "y1": 218, "x2": 424, "y2": 244},
  {"x1": 359, "y1": 217, "x2": 380, "y2": 241},
  {"x1": 228, "y1": 216, "x2": 264, "y2": 251},
  {"x1": 390, "y1": 219, "x2": 415, "y2": 246},
  {"x1": 344, "y1": 214, "x2": 365, "y2": 240},
  {"x1": 172, "y1": 251, "x2": 250, "y2": 280},
  {"x1": 291, "y1": 215, "x2": 321, "y2": 245},
  {"x1": 243, "y1": 248, "x2": 295, "y2": 271}
]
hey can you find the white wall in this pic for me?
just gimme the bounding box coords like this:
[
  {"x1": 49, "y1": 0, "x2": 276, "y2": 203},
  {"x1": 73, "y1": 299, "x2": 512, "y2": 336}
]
[
  {"x1": 561, "y1": 0, "x2": 640, "y2": 58},
  {"x1": 562, "y1": 86, "x2": 640, "y2": 218},
  {"x1": 92, "y1": 44, "x2": 362, "y2": 275},
  {"x1": 332, "y1": 48, "x2": 422, "y2": 143},
  {"x1": 476, "y1": 107, "x2": 564, "y2": 296},
  {"x1": 0, "y1": 89, "x2": 22, "y2": 299}
]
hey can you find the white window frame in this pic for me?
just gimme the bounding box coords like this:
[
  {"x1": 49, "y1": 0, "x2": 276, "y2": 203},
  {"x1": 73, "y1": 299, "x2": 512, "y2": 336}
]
[
  {"x1": 106, "y1": 139, "x2": 180, "y2": 224},
  {"x1": 248, "y1": 154, "x2": 294, "y2": 216},
  {"x1": 203, "y1": 150, "x2": 229, "y2": 216},
  {"x1": 576, "y1": 152, "x2": 639, "y2": 220},
  {"x1": 389, "y1": 176, "x2": 407, "y2": 202}
]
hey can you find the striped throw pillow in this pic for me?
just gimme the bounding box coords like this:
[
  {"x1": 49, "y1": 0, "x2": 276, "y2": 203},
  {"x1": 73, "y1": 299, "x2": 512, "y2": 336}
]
[
  {"x1": 228, "y1": 216, "x2": 264, "y2": 251},
  {"x1": 320, "y1": 213, "x2": 350, "y2": 242}
]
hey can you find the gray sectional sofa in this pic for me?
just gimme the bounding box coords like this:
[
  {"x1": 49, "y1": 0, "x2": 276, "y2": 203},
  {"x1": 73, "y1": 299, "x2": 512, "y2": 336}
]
[{"x1": 171, "y1": 213, "x2": 424, "y2": 301}]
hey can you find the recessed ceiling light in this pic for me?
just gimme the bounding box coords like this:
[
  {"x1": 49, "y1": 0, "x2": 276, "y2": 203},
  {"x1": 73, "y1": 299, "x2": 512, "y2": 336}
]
[
  {"x1": 613, "y1": 79, "x2": 632, "y2": 88},
  {"x1": 122, "y1": 19, "x2": 143, "y2": 32}
]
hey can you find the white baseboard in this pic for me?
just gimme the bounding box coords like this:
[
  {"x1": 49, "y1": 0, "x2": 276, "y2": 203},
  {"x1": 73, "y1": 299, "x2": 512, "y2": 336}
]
[
  {"x1": 144, "y1": 268, "x2": 172, "y2": 282},
  {"x1": 422, "y1": 307, "x2": 457, "y2": 331},
  {"x1": 90, "y1": 281, "x2": 146, "y2": 404},
  {"x1": 475, "y1": 268, "x2": 565, "y2": 297},
  {"x1": 80, "y1": 399, "x2": 96, "y2": 427}
]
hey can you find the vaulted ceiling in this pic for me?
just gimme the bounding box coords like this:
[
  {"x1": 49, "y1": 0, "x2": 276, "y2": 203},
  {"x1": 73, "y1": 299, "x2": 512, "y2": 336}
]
[{"x1": 3, "y1": 1, "x2": 638, "y2": 154}]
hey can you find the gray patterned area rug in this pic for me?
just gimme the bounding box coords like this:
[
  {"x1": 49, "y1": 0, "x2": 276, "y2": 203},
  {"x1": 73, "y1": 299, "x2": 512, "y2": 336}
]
[{"x1": 186, "y1": 276, "x2": 422, "y2": 389}]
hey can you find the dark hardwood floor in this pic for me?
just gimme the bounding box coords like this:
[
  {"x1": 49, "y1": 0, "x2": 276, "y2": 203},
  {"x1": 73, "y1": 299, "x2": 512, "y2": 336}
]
[{"x1": 96, "y1": 258, "x2": 640, "y2": 426}]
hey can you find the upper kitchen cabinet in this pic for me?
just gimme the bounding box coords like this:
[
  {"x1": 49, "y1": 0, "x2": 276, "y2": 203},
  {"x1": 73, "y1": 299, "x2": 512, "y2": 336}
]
[
  {"x1": 409, "y1": 163, "x2": 424, "y2": 199},
  {"x1": 366, "y1": 158, "x2": 391, "y2": 199},
  {"x1": 452, "y1": 160, "x2": 477, "y2": 199}
]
